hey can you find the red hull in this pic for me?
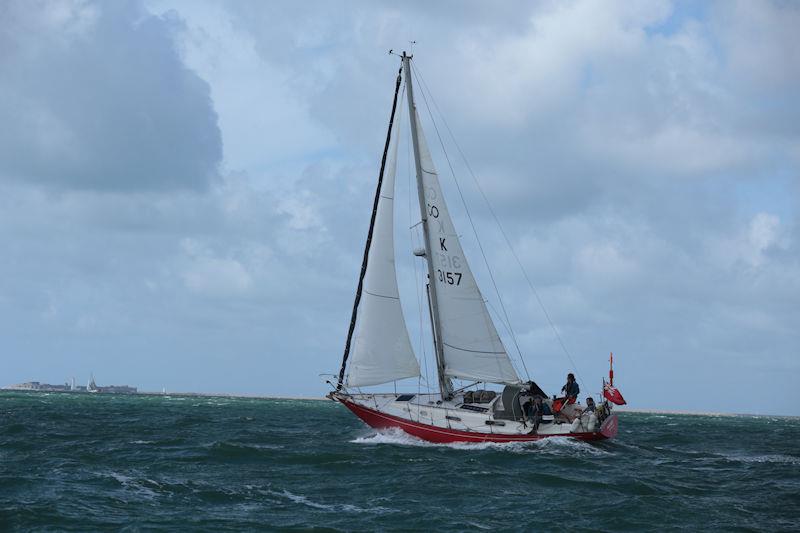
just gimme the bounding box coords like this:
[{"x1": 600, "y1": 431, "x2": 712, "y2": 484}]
[{"x1": 338, "y1": 397, "x2": 616, "y2": 444}]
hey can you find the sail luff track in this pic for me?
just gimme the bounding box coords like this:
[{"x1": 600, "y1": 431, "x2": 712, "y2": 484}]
[{"x1": 336, "y1": 65, "x2": 404, "y2": 391}]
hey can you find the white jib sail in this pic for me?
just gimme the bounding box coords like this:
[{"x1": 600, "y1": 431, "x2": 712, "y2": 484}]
[
  {"x1": 345, "y1": 124, "x2": 420, "y2": 388},
  {"x1": 413, "y1": 108, "x2": 520, "y2": 385}
]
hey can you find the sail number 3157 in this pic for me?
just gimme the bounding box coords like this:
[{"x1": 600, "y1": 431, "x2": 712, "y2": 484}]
[{"x1": 437, "y1": 270, "x2": 462, "y2": 285}]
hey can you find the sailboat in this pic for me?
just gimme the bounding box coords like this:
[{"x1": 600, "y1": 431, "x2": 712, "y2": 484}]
[
  {"x1": 87, "y1": 373, "x2": 99, "y2": 393},
  {"x1": 328, "y1": 53, "x2": 620, "y2": 443}
]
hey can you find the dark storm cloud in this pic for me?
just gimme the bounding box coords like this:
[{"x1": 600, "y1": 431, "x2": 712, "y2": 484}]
[{"x1": 0, "y1": 0, "x2": 221, "y2": 191}]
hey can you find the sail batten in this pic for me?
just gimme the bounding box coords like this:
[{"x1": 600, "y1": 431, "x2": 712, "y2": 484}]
[{"x1": 443, "y1": 343, "x2": 506, "y2": 355}]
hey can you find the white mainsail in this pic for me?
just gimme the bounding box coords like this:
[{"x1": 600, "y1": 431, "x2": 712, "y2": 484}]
[
  {"x1": 411, "y1": 106, "x2": 520, "y2": 385},
  {"x1": 345, "y1": 124, "x2": 420, "y2": 387}
]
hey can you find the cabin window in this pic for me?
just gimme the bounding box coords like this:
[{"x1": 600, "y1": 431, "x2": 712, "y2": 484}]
[{"x1": 460, "y1": 404, "x2": 488, "y2": 413}]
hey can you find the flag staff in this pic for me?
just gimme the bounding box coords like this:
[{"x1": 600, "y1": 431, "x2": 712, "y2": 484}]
[{"x1": 609, "y1": 352, "x2": 614, "y2": 386}]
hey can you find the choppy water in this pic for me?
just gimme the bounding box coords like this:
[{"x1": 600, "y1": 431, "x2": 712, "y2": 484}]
[{"x1": 1, "y1": 392, "x2": 798, "y2": 531}]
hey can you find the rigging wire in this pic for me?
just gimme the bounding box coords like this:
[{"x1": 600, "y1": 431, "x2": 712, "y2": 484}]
[
  {"x1": 485, "y1": 299, "x2": 517, "y2": 350},
  {"x1": 411, "y1": 65, "x2": 531, "y2": 383},
  {"x1": 412, "y1": 63, "x2": 584, "y2": 385}
]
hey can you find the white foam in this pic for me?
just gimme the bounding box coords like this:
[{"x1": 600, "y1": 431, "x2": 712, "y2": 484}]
[
  {"x1": 210, "y1": 441, "x2": 283, "y2": 451},
  {"x1": 266, "y1": 488, "x2": 393, "y2": 514},
  {"x1": 350, "y1": 428, "x2": 612, "y2": 455},
  {"x1": 350, "y1": 427, "x2": 436, "y2": 447},
  {"x1": 105, "y1": 471, "x2": 159, "y2": 499},
  {"x1": 349, "y1": 427, "x2": 520, "y2": 451},
  {"x1": 242, "y1": 443, "x2": 283, "y2": 450},
  {"x1": 724, "y1": 453, "x2": 800, "y2": 465},
  {"x1": 529, "y1": 436, "x2": 613, "y2": 456},
  {"x1": 465, "y1": 521, "x2": 493, "y2": 530},
  {"x1": 108, "y1": 472, "x2": 132, "y2": 484}
]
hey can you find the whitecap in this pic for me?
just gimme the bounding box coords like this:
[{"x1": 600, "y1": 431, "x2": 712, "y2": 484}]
[
  {"x1": 265, "y1": 488, "x2": 394, "y2": 514},
  {"x1": 241, "y1": 443, "x2": 283, "y2": 450},
  {"x1": 466, "y1": 521, "x2": 492, "y2": 530},
  {"x1": 104, "y1": 471, "x2": 159, "y2": 499},
  {"x1": 724, "y1": 453, "x2": 800, "y2": 465},
  {"x1": 207, "y1": 441, "x2": 283, "y2": 451},
  {"x1": 108, "y1": 472, "x2": 133, "y2": 484}
]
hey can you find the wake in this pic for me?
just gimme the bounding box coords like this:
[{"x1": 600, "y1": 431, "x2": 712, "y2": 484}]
[{"x1": 349, "y1": 428, "x2": 611, "y2": 455}]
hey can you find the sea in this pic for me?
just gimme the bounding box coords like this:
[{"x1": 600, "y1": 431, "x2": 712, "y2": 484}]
[{"x1": 1, "y1": 391, "x2": 798, "y2": 532}]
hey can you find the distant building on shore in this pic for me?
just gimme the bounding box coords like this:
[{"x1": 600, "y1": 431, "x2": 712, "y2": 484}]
[
  {"x1": 97, "y1": 384, "x2": 137, "y2": 394},
  {"x1": 4, "y1": 377, "x2": 137, "y2": 394},
  {"x1": 7, "y1": 381, "x2": 71, "y2": 392}
]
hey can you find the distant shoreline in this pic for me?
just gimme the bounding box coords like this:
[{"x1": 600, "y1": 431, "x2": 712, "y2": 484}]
[
  {"x1": 612, "y1": 407, "x2": 785, "y2": 418},
  {"x1": 3, "y1": 387, "x2": 797, "y2": 418},
  {"x1": 1, "y1": 387, "x2": 328, "y2": 402}
]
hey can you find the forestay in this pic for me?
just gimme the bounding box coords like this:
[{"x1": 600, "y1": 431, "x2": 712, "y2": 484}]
[
  {"x1": 345, "y1": 125, "x2": 420, "y2": 387},
  {"x1": 411, "y1": 106, "x2": 520, "y2": 385}
]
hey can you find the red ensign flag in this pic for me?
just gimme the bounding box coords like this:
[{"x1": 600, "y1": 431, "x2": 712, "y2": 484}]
[{"x1": 603, "y1": 381, "x2": 627, "y2": 405}]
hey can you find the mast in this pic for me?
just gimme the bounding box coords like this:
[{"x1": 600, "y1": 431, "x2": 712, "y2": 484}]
[
  {"x1": 403, "y1": 52, "x2": 452, "y2": 399},
  {"x1": 336, "y1": 65, "x2": 404, "y2": 391}
]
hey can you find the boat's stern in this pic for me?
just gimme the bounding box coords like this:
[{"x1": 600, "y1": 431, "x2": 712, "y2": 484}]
[{"x1": 599, "y1": 413, "x2": 619, "y2": 439}]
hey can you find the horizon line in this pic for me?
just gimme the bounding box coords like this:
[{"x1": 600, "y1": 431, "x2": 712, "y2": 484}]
[{"x1": 2, "y1": 387, "x2": 798, "y2": 419}]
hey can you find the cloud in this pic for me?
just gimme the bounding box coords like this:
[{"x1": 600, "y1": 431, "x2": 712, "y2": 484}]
[
  {"x1": 1, "y1": 0, "x2": 798, "y2": 412},
  {"x1": 0, "y1": 0, "x2": 221, "y2": 191},
  {"x1": 712, "y1": 0, "x2": 800, "y2": 92},
  {"x1": 179, "y1": 238, "x2": 253, "y2": 296}
]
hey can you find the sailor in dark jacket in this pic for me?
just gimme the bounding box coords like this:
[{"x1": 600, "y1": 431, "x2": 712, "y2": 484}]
[
  {"x1": 585, "y1": 396, "x2": 596, "y2": 412},
  {"x1": 527, "y1": 396, "x2": 551, "y2": 432},
  {"x1": 561, "y1": 373, "x2": 580, "y2": 402}
]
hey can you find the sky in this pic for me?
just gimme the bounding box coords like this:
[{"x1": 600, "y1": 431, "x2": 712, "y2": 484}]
[{"x1": 1, "y1": 0, "x2": 798, "y2": 415}]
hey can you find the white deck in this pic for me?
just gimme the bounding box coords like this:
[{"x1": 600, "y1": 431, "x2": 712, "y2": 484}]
[{"x1": 347, "y1": 392, "x2": 598, "y2": 436}]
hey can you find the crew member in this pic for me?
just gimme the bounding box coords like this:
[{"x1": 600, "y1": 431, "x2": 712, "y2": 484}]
[
  {"x1": 561, "y1": 373, "x2": 580, "y2": 403},
  {"x1": 528, "y1": 396, "x2": 551, "y2": 432},
  {"x1": 585, "y1": 396, "x2": 596, "y2": 412}
]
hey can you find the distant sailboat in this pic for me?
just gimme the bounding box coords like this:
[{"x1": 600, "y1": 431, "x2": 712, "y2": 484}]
[
  {"x1": 328, "y1": 52, "x2": 621, "y2": 443},
  {"x1": 87, "y1": 373, "x2": 99, "y2": 393}
]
